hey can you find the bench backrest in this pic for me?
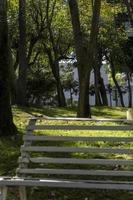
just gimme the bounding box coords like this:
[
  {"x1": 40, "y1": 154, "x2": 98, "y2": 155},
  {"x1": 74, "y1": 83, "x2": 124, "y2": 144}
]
[{"x1": 17, "y1": 117, "x2": 133, "y2": 183}]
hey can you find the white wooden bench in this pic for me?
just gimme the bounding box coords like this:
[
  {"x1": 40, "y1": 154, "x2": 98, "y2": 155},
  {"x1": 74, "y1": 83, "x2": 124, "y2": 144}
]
[{"x1": 0, "y1": 116, "x2": 133, "y2": 200}]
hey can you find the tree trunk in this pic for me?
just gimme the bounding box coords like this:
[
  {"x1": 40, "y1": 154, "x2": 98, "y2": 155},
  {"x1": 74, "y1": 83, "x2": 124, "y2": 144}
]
[
  {"x1": 53, "y1": 60, "x2": 66, "y2": 107},
  {"x1": 9, "y1": 44, "x2": 17, "y2": 105},
  {"x1": 78, "y1": 72, "x2": 91, "y2": 117},
  {"x1": 56, "y1": 81, "x2": 66, "y2": 107},
  {"x1": 99, "y1": 76, "x2": 108, "y2": 106},
  {"x1": 69, "y1": 0, "x2": 101, "y2": 117},
  {"x1": 45, "y1": 47, "x2": 66, "y2": 107},
  {"x1": 0, "y1": 0, "x2": 17, "y2": 136},
  {"x1": 127, "y1": 72, "x2": 132, "y2": 108},
  {"x1": 94, "y1": 66, "x2": 102, "y2": 106},
  {"x1": 110, "y1": 57, "x2": 125, "y2": 107},
  {"x1": 69, "y1": 0, "x2": 91, "y2": 117},
  {"x1": 124, "y1": 0, "x2": 133, "y2": 27},
  {"x1": 69, "y1": 88, "x2": 73, "y2": 106},
  {"x1": 16, "y1": 0, "x2": 27, "y2": 106},
  {"x1": 45, "y1": 1, "x2": 66, "y2": 107},
  {"x1": 93, "y1": 52, "x2": 107, "y2": 106},
  {"x1": 94, "y1": 65, "x2": 108, "y2": 106}
]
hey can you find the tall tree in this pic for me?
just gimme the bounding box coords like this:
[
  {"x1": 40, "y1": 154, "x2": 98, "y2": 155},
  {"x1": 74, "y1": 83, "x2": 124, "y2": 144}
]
[
  {"x1": 16, "y1": 0, "x2": 28, "y2": 105},
  {"x1": 94, "y1": 53, "x2": 108, "y2": 106},
  {"x1": 26, "y1": 0, "x2": 70, "y2": 107},
  {"x1": 0, "y1": 0, "x2": 17, "y2": 136},
  {"x1": 45, "y1": 0, "x2": 67, "y2": 107},
  {"x1": 109, "y1": 55, "x2": 125, "y2": 107},
  {"x1": 123, "y1": 0, "x2": 133, "y2": 27},
  {"x1": 68, "y1": 0, "x2": 101, "y2": 117}
]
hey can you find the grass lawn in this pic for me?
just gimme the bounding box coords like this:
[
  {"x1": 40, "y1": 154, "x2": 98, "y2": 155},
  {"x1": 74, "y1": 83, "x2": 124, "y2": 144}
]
[{"x1": 0, "y1": 106, "x2": 133, "y2": 200}]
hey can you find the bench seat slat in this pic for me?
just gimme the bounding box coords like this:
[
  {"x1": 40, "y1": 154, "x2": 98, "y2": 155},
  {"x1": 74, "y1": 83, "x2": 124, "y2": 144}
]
[
  {"x1": 23, "y1": 135, "x2": 133, "y2": 142},
  {"x1": 18, "y1": 168, "x2": 133, "y2": 176},
  {"x1": 21, "y1": 146, "x2": 133, "y2": 154},
  {"x1": 28, "y1": 125, "x2": 133, "y2": 131},
  {"x1": 39, "y1": 116, "x2": 133, "y2": 122},
  {"x1": 0, "y1": 178, "x2": 133, "y2": 190},
  {"x1": 20, "y1": 157, "x2": 133, "y2": 166}
]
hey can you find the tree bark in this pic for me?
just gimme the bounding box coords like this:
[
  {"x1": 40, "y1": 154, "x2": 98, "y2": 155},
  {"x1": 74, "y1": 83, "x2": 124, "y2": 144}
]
[
  {"x1": 45, "y1": 0, "x2": 66, "y2": 107},
  {"x1": 53, "y1": 61, "x2": 66, "y2": 107},
  {"x1": 69, "y1": 0, "x2": 101, "y2": 117},
  {"x1": 9, "y1": 45, "x2": 17, "y2": 105},
  {"x1": 69, "y1": 0, "x2": 91, "y2": 117},
  {"x1": 16, "y1": 0, "x2": 28, "y2": 106},
  {"x1": 94, "y1": 66, "x2": 102, "y2": 106},
  {"x1": 126, "y1": 72, "x2": 132, "y2": 108},
  {"x1": 124, "y1": 0, "x2": 133, "y2": 27},
  {"x1": 44, "y1": 46, "x2": 66, "y2": 107},
  {"x1": 94, "y1": 65, "x2": 108, "y2": 106},
  {"x1": 0, "y1": 0, "x2": 17, "y2": 136},
  {"x1": 110, "y1": 57, "x2": 125, "y2": 107},
  {"x1": 99, "y1": 75, "x2": 108, "y2": 105},
  {"x1": 93, "y1": 51, "x2": 108, "y2": 106}
]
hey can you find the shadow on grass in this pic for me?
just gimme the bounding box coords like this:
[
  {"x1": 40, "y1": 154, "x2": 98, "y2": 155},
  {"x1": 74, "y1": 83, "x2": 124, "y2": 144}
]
[
  {"x1": 16, "y1": 106, "x2": 77, "y2": 117},
  {"x1": 14, "y1": 105, "x2": 127, "y2": 119},
  {"x1": 0, "y1": 134, "x2": 23, "y2": 176}
]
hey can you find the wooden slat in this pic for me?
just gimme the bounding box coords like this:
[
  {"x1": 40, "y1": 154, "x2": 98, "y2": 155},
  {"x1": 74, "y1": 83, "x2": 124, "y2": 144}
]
[
  {"x1": 1, "y1": 178, "x2": 133, "y2": 190},
  {"x1": 27, "y1": 125, "x2": 133, "y2": 131},
  {"x1": 21, "y1": 146, "x2": 133, "y2": 154},
  {"x1": 34, "y1": 115, "x2": 133, "y2": 122},
  {"x1": 26, "y1": 118, "x2": 37, "y2": 132},
  {"x1": 25, "y1": 157, "x2": 133, "y2": 166},
  {"x1": 17, "y1": 168, "x2": 133, "y2": 177},
  {"x1": 23, "y1": 135, "x2": 133, "y2": 142}
]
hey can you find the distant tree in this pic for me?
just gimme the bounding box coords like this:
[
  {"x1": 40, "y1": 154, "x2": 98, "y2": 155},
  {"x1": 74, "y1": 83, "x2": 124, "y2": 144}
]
[
  {"x1": 93, "y1": 49, "x2": 108, "y2": 106},
  {"x1": 102, "y1": 29, "x2": 126, "y2": 107},
  {"x1": 44, "y1": 0, "x2": 72, "y2": 107},
  {"x1": 0, "y1": 0, "x2": 17, "y2": 136},
  {"x1": 24, "y1": 0, "x2": 72, "y2": 107},
  {"x1": 26, "y1": 57, "x2": 56, "y2": 106},
  {"x1": 98, "y1": 2, "x2": 130, "y2": 107},
  {"x1": 16, "y1": 0, "x2": 28, "y2": 105},
  {"x1": 123, "y1": 0, "x2": 133, "y2": 27},
  {"x1": 61, "y1": 63, "x2": 78, "y2": 106}
]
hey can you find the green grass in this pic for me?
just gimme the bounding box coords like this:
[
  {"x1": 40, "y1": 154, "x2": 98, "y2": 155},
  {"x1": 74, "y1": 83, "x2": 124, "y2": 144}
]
[
  {"x1": 0, "y1": 106, "x2": 133, "y2": 200},
  {"x1": 92, "y1": 106, "x2": 127, "y2": 118}
]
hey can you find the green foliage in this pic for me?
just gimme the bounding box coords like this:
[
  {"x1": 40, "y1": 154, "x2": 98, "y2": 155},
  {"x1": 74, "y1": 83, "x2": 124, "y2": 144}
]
[
  {"x1": 8, "y1": 0, "x2": 132, "y2": 108},
  {"x1": 27, "y1": 58, "x2": 57, "y2": 105},
  {"x1": 98, "y1": 1, "x2": 130, "y2": 77},
  {"x1": 8, "y1": 0, "x2": 19, "y2": 46},
  {"x1": 61, "y1": 63, "x2": 78, "y2": 95}
]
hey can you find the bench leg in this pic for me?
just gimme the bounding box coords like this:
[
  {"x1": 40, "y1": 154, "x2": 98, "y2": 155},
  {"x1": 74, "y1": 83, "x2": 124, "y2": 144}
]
[
  {"x1": 0, "y1": 187, "x2": 7, "y2": 200},
  {"x1": 19, "y1": 186, "x2": 27, "y2": 200}
]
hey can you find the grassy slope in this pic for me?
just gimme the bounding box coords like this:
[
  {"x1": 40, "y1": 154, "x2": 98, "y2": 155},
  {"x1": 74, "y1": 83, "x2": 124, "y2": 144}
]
[{"x1": 0, "y1": 106, "x2": 132, "y2": 200}]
